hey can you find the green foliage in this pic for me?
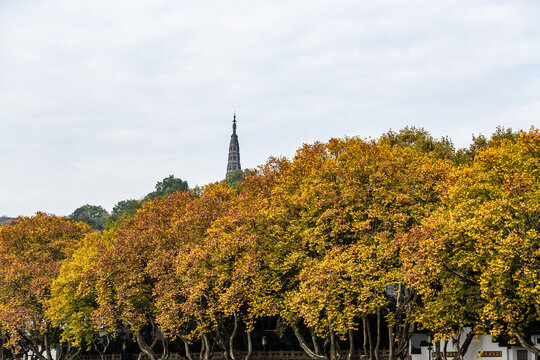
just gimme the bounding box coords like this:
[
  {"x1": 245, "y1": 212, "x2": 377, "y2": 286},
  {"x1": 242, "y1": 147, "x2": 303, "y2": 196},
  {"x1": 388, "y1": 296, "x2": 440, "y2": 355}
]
[
  {"x1": 144, "y1": 175, "x2": 189, "y2": 201},
  {"x1": 225, "y1": 169, "x2": 251, "y2": 190},
  {"x1": 69, "y1": 204, "x2": 109, "y2": 231},
  {"x1": 112, "y1": 199, "x2": 142, "y2": 216},
  {"x1": 104, "y1": 199, "x2": 143, "y2": 229}
]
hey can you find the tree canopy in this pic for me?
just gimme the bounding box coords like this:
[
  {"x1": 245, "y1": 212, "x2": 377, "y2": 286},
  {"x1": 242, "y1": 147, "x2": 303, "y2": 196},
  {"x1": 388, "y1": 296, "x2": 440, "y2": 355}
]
[{"x1": 3, "y1": 126, "x2": 538, "y2": 360}]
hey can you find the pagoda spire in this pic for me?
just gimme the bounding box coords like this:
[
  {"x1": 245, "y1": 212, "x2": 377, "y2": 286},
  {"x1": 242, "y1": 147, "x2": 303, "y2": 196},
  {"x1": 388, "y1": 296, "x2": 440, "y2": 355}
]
[{"x1": 226, "y1": 113, "x2": 241, "y2": 178}]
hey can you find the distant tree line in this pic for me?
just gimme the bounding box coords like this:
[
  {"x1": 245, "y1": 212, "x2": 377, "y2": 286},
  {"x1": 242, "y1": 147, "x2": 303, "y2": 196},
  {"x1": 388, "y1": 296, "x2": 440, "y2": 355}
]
[
  {"x1": 0, "y1": 126, "x2": 537, "y2": 360},
  {"x1": 69, "y1": 171, "x2": 250, "y2": 231},
  {"x1": 68, "y1": 175, "x2": 189, "y2": 231}
]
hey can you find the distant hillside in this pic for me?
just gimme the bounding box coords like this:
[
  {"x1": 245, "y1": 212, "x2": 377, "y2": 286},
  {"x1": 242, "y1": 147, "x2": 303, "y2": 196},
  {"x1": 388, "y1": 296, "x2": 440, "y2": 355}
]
[{"x1": 0, "y1": 217, "x2": 15, "y2": 226}]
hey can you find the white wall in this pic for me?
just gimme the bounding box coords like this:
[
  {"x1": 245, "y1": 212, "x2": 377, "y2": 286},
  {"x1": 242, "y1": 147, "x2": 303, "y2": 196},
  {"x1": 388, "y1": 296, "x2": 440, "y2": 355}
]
[{"x1": 410, "y1": 330, "x2": 540, "y2": 360}]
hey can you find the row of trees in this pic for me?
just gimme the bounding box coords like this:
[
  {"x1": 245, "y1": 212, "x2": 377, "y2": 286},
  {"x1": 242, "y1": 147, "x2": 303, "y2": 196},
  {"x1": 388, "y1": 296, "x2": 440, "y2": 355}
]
[{"x1": 0, "y1": 127, "x2": 537, "y2": 360}]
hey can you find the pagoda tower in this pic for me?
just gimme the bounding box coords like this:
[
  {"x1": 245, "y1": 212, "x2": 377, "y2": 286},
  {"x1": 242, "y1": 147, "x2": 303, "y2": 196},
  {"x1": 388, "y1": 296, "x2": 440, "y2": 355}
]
[{"x1": 226, "y1": 113, "x2": 241, "y2": 177}]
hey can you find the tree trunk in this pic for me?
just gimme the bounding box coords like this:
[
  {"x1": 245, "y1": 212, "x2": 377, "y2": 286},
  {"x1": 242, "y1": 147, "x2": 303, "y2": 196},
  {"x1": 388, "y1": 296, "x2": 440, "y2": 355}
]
[
  {"x1": 443, "y1": 340, "x2": 448, "y2": 360},
  {"x1": 56, "y1": 338, "x2": 64, "y2": 360},
  {"x1": 347, "y1": 328, "x2": 354, "y2": 360},
  {"x1": 362, "y1": 317, "x2": 370, "y2": 360},
  {"x1": 63, "y1": 342, "x2": 81, "y2": 360},
  {"x1": 514, "y1": 331, "x2": 540, "y2": 357},
  {"x1": 244, "y1": 331, "x2": 253, "y2": 360},
  {"x1": 435, "y1": 340, "x2": 442, "y2": 360},
  {"x1": 215, "y1": 322, "x2": 231, "y2": 360},
  {"x1": 324, "y1": 337, "x2": 330, "y2": 358},
  {"x1": 375, "y1": 309, "x2": 381, "y2": 360},
  {"x1": 329, "y1": 327, "x2": 338, "y2": 360},
  {"x1": 293, "y1": 326, "x2": 328, "y2": 360},
  {"x1": 366, "y1": 316, "x2": 373, "y2": 360},
  {"x1": 388, "y1": 324, "x2": 395, "y2": 360},
  {"x1": 181, "y1": 337, "x2": 193, "y2": 360},
  {"x1": 44, "y1": 334, "x2": 53, "y2": 360},
  {"x1": 161, "y1": 335, "x2": 170, "y2": 360},
  {"x1": 311, "y1": 328, "x2": 322, "y2": 356},
  {"x1": 65, "y1": 347, "x2": 81, "y2": 360},
  {"x1": 199, "y1": 335, "x2": 206, "y2": 360},
  {"x1": 452, "y1": 329, "x2": 474, "y2": 360},
  {"x1": 94, "y1": 335, "x2": 111, "y2": 360},
  {"x1": 395, "y1": 319, "x2": 415, "y2": 359},
  {"x1": 229, "y1": 314, "x2": 239, "y2": 360},
  {"x1": 135, "y1": 331, "x2": 158, "y2": 360},
  {"x1": 201, "y1": 333, "x2": 211, "y2": 360},
  {"x1": 386, "y1": 284, "x2": 418, "y2": 360}
]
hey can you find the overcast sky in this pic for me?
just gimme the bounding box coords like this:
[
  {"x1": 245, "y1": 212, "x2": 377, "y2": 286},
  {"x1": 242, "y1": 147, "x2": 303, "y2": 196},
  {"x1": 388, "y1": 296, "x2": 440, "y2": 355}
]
[{"x1": 1, "y1": 0, "x2": 539, "y2": 217}]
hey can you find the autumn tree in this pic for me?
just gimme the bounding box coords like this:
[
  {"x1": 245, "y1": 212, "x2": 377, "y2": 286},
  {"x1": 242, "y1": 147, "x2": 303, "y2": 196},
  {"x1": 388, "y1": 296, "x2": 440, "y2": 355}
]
[
  {"x1": 150, "y1": 183, "x2": 246, "y2": 360},
  {"x1": 202, "y1": 163, "x2": 286, "y2": 360},
  {"x1": 266, "y1": 138, "x2": 452, "y2": 360},
  {"x1": 335, "y1": 139, "x2": 452, "y2": 360},
  {"x1": 400, "y1": 219, "x2": 483, "y2": 360},
  {"x1": 0, "y1": 213, "x2": 92, "y2": 360},
  {"x1": 92, "y1": 191, "x2": 195, "y2": 360},
  {"x1": 402, "y1": 127, "x2": 539, "y2": 357},
  {"x1": 452, "y1": 128, "x2": 539, "y2": 355},
  {"x1": 104, "y1": 176, "x2": 188, "y2": 229},
  {"x1": 47, "y1": 231, "x2": 116, "y2": 358},
  {"x1": 267, "y1": 140, "x2": 362, "y2": 360},
  {"x1": 148, "y1": 160, "x2": 289, "y2": 360}
]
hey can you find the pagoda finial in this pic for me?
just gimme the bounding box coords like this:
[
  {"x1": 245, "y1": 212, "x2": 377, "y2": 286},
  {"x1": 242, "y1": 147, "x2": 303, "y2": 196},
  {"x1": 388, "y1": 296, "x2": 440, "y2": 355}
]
[{"x1": 232, "y1": 112, "x2": 237, "y2": 134}]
